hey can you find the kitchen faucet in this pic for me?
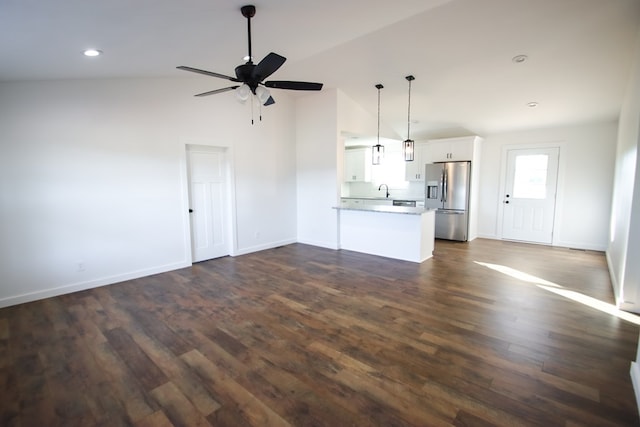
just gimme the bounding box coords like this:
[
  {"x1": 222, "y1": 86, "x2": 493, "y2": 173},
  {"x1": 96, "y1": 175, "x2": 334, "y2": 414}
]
[{"x1": 378, "y1": 183, "x2": 390, "y2": 198}]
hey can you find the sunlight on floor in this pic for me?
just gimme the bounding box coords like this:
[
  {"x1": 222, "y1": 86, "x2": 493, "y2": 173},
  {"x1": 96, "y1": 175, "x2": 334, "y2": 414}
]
[{"x1": 475, "y1": 261, "x2": 640, "y2": 326}]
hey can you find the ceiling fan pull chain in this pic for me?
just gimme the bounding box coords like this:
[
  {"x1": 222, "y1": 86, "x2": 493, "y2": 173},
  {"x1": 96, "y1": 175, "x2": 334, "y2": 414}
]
[{"x1": 251, "y1": 93, "x2": 255, "y2": 125}]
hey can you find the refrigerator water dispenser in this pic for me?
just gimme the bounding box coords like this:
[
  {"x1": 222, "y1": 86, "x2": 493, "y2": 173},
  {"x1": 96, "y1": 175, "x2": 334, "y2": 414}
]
[{"x1": 427, "y1": 185, "x2": 438, "y2": 199}]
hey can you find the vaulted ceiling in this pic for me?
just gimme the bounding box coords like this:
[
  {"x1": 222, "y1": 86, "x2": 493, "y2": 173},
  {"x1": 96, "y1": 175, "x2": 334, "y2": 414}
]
[{"x1": 2, "y1": 0, "x2": 639, "y2": 139}]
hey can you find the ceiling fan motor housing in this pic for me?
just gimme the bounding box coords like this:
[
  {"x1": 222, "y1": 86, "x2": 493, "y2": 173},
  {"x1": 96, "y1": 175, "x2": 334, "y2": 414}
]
[{"x1": 235, "y1": 63, "x2": 258, "y2": 92}]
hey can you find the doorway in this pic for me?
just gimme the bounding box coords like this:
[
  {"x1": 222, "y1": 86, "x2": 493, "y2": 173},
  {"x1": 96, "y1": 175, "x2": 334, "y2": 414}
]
[
  {"x1": 501, "y1": 147, "x2": 559, "y2": 244},
  {"x1": 187, "y1": 145, "x2": 231, "y2": 262}
]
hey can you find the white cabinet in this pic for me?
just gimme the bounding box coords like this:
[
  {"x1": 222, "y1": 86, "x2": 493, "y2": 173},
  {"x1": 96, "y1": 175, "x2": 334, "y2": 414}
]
[
  {"x1": 404, "y1": 142, "x2": 430, "y2": 181},
  {"x1": 364, "y1": 199, "x2": 393, "y2": 206},
  {"x1": 426, "y1": 136, "x2": 476, "y2": 163},
  {"x1": 344, "y1": 148, "x2": 371, "y2": 182}
]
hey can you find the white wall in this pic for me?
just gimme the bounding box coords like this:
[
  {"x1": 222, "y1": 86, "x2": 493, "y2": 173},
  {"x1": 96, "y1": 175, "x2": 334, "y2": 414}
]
[
  {"x1": 478, "y1": 121, "x2": 618, "y2": 251},
  {"x1": 295, "y1": 89, "x2": 340, "y2": 249},
  {"x1": 609, "y1": 27, "x2": 640, "y2": 311},
  {"x1": 0, "y1": 78, "x2": 297, "y2": 307}
]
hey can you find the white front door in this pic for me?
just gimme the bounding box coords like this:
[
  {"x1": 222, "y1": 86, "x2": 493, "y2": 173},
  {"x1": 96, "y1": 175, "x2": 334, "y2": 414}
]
[
  {"x1": 502, "y1": 147, "x2": 559, "y2": 244},
  {"x1": 187, "y1": 146, "x2": 230, "y2": 262}
]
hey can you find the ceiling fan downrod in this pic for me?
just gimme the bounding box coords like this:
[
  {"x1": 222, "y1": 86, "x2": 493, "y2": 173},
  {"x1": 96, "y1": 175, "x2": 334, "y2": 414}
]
[{"x1": 241, "y1": 5, "x2": 256, "y2": 62}]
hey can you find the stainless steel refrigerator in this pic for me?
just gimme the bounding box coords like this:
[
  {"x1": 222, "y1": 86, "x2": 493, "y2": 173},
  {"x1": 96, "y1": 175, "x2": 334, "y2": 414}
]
[{"x1": 425, "y1": 161, "x2": 471, "y2": 241}]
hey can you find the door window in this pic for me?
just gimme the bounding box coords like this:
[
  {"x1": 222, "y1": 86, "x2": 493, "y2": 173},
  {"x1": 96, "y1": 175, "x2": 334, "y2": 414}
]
[{"x1": 513, "y1": 154, "x2": 548, "y2": 199}]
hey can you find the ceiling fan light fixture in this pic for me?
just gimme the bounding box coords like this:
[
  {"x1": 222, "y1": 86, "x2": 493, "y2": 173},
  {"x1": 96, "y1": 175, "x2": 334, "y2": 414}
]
[
  {"x1": 255, "y1": 86, "x2": 271, "y2": 105},
  {"x1": 403, "y1": 75, "x2": 415, "y2": 162},
  {"x1": 373, "y1": 83, "x2": 384, "y2": 165},
  {"x1": 235, "y1": 84, "x2": 251, "y2": 103}
]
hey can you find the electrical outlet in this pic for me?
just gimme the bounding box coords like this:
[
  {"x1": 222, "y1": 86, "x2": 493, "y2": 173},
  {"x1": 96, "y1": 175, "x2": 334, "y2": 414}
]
[
  {"x1": 77, "y1": 261, "x2": 86, "y2": 272},
  {"x1": 254, "y1": 231, "x2": 260, "y2": 239}
]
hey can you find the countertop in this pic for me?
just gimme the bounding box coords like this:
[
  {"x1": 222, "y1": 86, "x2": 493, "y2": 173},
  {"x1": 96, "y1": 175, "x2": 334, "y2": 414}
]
[
  {"x1": 341, "y1": 196, "x2": 424, "y2": 201},
  {"x1": 334, "y1": 205, "x2": 433, "y2": 215}
]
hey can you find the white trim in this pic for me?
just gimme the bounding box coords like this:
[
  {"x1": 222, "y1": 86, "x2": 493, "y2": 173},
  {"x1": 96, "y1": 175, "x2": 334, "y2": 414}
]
[
  {"x1": 0, "y1": 261, "x2": 190, "y2": 309},
  {"x1": 233, "y1": 238, "x2": 298, "y2": 256},
  {"x1": 298, "y1": 238, "x2": 340, "y2": 250},
  {"x1": 631, "y1": 361, "x2": 640, "y2": 416},
  {"x1": 178, "y1": 143, "x2": 194, "y2": 265},
  {"x1": 552, "y1": 240, "x2": 607, "y2": 252}
]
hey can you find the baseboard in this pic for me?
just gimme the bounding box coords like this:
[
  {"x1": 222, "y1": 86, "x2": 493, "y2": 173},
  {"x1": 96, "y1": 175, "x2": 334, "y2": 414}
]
[
  {"x1": 296, "y1": 238, "x2": 339, "y2": 250},
  {"x1": 631, "y1": 362, "x2": 640, "y2": 418},
  {"x1": 553, "y1": 239, "x2": 607, "y2": 252},
  {"x1": 232, "y1": 238, "x2": 298, "y2": 256},
  {"x1": 0, "y1": 260, "x2": 191, "y2": 309},
  {"x1": 476, "y1": 234, "x2": 499, "y2": 240}
]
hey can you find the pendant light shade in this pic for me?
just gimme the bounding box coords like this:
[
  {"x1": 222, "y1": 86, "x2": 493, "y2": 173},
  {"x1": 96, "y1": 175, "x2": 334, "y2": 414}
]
[
  {"x1": 373, "y1": 84, "x2": 384, "y2": 165},
  {"x1": 255, "y1": 86, "x2": 272, "y2": 105},
  {"x1": 403, "y1": 75, "x2": 415, "y2": 162},
  {"x1": 235, "y1": 84, "x2": 251, "y2": 103}
]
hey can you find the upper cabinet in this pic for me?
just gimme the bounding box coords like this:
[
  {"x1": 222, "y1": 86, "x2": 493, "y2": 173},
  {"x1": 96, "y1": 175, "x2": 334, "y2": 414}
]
[
  {"x1": 404, "y1": 142, "x2": 430, "y2": 181},
  {"x1": 426, "y1": 136, "x2": 478, "y2": 163},
  {"x1": 344, "y1": 147, "x2": 372, "y2": 182}
]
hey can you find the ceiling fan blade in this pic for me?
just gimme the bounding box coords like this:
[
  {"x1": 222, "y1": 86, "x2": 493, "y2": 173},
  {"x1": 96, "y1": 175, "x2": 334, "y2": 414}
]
[
  {"x1": 177, "y1": 66, "x2": 240, "y2": 82},
  {"x1": 194, "y1": 86, "x2": 240, "y2": 97},
  {"x1": 252, "y1": 52, "x2": 286, "y2": 81},
  {"x1": 263, "y1": 96, "x2": 275, "y2": 106},
  {"x1": 264, "y1": 80, "x2": 323, "y2": 91}
]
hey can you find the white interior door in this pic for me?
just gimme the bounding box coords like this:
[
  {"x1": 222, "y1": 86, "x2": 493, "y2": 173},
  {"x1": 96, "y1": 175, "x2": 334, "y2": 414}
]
[
  {"x1": 502, "y1": 147, "x2": 559, "y2": 244},
  {"x1": 188, "y1": 146, "x2": 230, "y2": 262}
]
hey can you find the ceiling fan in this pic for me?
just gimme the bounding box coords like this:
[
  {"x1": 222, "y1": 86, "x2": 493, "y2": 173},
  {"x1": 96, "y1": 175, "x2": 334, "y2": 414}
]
[{"x1": 177, "y1": 4, "x2": 323, "y2": 106}]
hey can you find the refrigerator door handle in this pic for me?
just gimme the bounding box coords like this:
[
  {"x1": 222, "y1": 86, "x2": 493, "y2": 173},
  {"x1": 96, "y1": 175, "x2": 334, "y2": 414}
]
[
  {"x1": 439, "y1": 171, "x2": 444, "y2": 202},
  {"x1": 443, "y1": 169, "x2": 448, "y2": 203}
]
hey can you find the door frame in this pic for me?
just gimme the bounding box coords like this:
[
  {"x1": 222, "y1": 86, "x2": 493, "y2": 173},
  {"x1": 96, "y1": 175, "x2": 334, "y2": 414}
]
[
  {"x1": 497, "y1": 141, "x2": 566, "y2": 245},
  {"x1": 179, "y1": 139, "x2": 238, "y2": 264}
]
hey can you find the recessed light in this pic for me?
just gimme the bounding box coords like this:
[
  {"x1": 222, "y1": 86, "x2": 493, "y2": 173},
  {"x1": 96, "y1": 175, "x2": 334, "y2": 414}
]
[
  {"x1": 83, "y1": 49, "x2": 102, "y2": 57},
  {"x1": 527, "y1": 101, "x2": 539, "y2": 108},
  {"x1": 512, "y1": 54, "x2": 528, "y2": 63}
]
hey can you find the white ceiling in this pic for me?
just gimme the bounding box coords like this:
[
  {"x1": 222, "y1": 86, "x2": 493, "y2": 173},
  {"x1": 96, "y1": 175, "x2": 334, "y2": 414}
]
[{"x1": 1, "y1": 0, "x2": 639, "y2": 139}]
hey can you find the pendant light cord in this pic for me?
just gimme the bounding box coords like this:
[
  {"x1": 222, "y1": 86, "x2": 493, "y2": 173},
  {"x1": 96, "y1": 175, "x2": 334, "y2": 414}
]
[
  {"x1": 375, "y1": 83, "x2": 383, "y2": 144},
  {"x1": 407, "y1": 78, "x2": 411, "y2": 139},
  {"x1": 405, "y1": 75, "x2": 415, "y2": 140},
  {"x1": 377, "y1": 87, "x2": 381, "y2": 144}
]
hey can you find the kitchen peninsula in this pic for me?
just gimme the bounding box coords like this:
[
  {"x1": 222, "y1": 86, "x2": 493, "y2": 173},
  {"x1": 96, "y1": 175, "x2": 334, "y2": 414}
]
[{"x1": 334, "y1": 205, "x2": 435, "y2": 263}]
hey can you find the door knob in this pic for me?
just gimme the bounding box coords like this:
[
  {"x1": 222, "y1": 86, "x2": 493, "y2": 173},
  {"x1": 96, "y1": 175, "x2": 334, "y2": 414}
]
[
  {"x1": 189, "y1": 209, "x2": 193, "y2": 213},
  {"x1": 504, "y1": 201, "x2": 509, "y2": 204}
]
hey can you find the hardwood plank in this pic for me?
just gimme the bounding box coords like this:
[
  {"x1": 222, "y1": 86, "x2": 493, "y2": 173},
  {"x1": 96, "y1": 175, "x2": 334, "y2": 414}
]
[
  {"x1": 104, "y1": 327, "x2": 169, "y2": 391},
  {"x1": 135, "y1": 410, "x2": 175, "y2": 427},
  {"x1": 127, "y1": 319, "x2": 222, "y2": 417},
  {"x1": 181, "y1": 349, "x2": 291, "y2": 427},
  {"x1": 150, "y1": 381, "x2": 212, "y2": 427}
]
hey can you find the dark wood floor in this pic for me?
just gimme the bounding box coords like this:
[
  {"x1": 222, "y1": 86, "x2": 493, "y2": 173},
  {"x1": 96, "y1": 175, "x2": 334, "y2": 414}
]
[{"x1": 1, "y1": 239, "x2": 639, "y2": 426}]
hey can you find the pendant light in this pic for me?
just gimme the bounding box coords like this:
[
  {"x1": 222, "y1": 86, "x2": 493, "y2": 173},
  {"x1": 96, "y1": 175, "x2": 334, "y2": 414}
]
[
  {"x1": 372, "y1": 84, "x2": 384, "y2": 165},
  {"x1": 403, "y1": 75, "x2": 415, "y2": 161}
]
